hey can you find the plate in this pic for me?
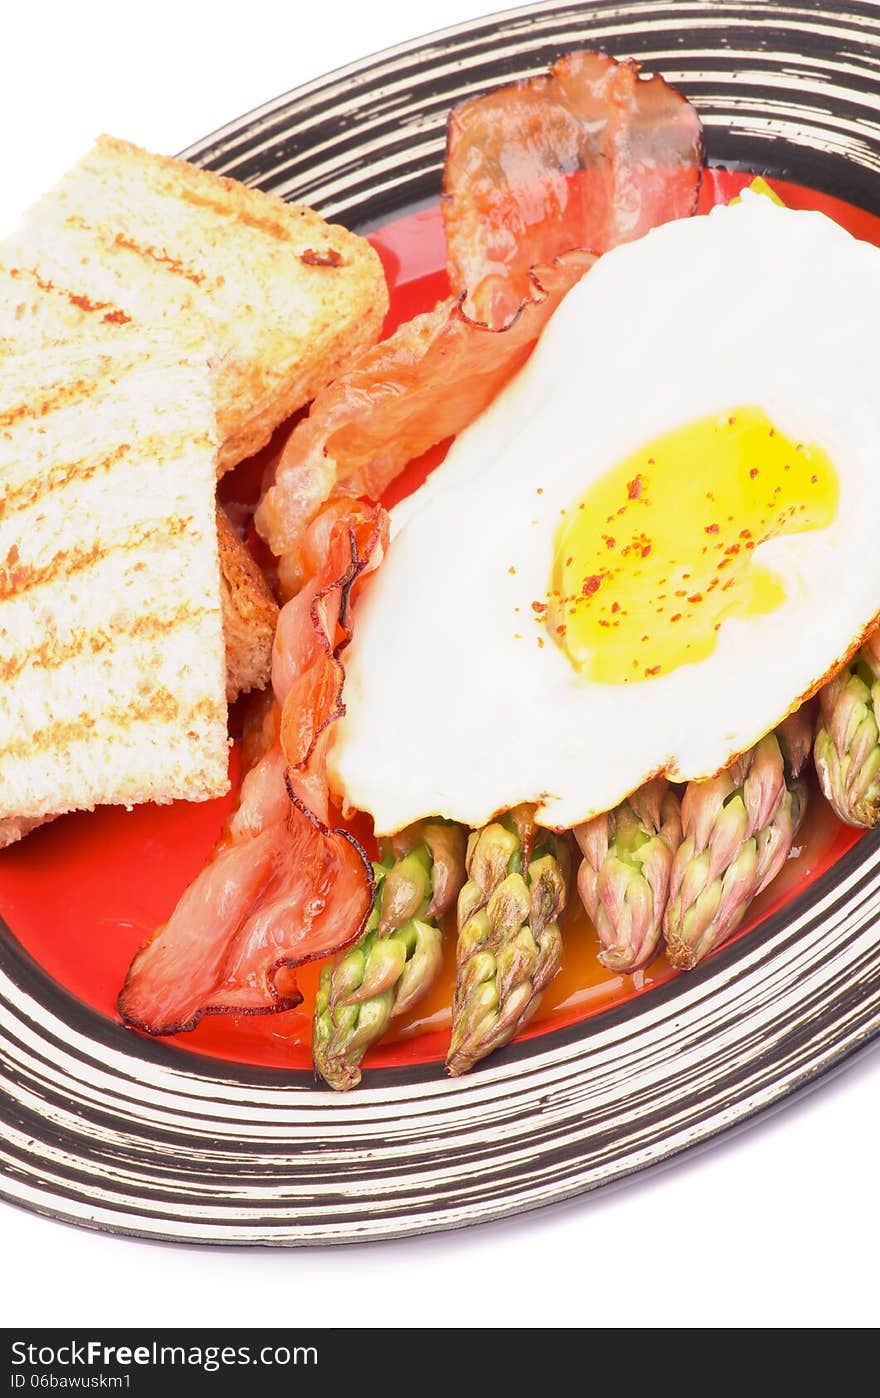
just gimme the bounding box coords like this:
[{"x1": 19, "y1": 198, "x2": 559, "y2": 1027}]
[{"x1": 4, "y1": 0, "x2": 880, "y2": 1246}]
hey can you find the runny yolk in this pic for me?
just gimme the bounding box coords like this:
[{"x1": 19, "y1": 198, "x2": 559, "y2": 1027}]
[{"x1": 546, "y1": 406, "x2": 838, "y2": 683}]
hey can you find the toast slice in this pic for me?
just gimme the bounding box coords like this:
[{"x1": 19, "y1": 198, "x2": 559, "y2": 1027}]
[
  {"x1": 0, "y1": 514, "x2": 272, "y2": 843},
  {"x1": 0, "y1": 331, "x2": 229, "y2": 822},
  {"x1": 0, "y1": 135, "x2": 389, "y2": 472},
  {"x1": 0, "y1": 517, "x2": 257, "y2": 844}
]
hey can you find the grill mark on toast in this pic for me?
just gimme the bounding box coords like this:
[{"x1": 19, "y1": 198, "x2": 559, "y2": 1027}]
[
  {"x1": 0, "y1": 692, "x2": 225, "y2": 764},
  {"x1": 0, "y1": 432, "x2": 198, "y2": 521},
  {"x1": 111, "y1": 231, "x2": 207, "y2": 284},
  {"x1": 0, "y1": 602, "x2": 213, "y2": 683},
  {"x1": 177, "y1": 187, "x2": 298, "y2": 243},
  {"x1": 7, "y1": 266, "x2": 131, "y2": 324},
  {"x1": 0, "y1": 441, "x2": 133, "y2": 520},
  {"x1": 0, "y1": 373, "x2": 107, "y2": 428},
  {"x1": 63, "y1": 216, "x2": 209, "y2": 286},
  {"x1": 0, "y1": 514, "x2": 199, "y2": 601}
]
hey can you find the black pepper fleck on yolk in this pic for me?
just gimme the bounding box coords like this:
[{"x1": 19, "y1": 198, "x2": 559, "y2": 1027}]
[{"x1": 543, "y1": 406, "x2": 838, "y2": 683}]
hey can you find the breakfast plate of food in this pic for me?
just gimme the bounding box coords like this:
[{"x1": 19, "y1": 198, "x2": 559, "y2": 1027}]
[{"x1": 3, "y1": 0, "x2": 880, "y2": 1246}]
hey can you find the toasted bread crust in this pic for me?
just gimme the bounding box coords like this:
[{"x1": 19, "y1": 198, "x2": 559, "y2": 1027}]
[
  {"x1": 216, "y1": 505, "x2": 278, "y2": 700},
  {"x1": 0, "y1": 814, "x2": 51, "y2": 849}
]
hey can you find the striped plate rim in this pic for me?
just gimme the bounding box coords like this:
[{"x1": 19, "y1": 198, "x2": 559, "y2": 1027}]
[{"x1": 3, "y1": 0, "x2": 880, "y2": 1245}]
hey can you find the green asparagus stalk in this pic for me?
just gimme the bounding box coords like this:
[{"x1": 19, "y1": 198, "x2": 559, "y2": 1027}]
[
  {"x1": 314, "y1": 822, "x2": 466, "y2": 1091},
  {"x1": 574, "y1": 778, "x2": 682, "y2": 972},
  {"x1": 447, "y1": 811, "x2": 569, "y2": 1076},
  {"x1": 664, "y1": 709, "x2": 811, "y2": 970},
  {"x1": 814, "y1": 632, "x2": 880, "y2": 827}
]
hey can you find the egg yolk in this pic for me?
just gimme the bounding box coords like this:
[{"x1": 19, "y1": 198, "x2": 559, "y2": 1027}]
[{"x1": 546, "y1": 406, "x2": 838, "y2": 683}]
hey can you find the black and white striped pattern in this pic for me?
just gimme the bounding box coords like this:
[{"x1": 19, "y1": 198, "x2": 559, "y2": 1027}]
[{"x1": 3, "y1": 1, "x2": 880, "y2": 1245}]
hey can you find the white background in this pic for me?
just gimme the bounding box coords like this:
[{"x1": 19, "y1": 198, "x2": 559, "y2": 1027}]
[{"x1": 2, "y1": 0, "x2": 879, "y2": 1329}]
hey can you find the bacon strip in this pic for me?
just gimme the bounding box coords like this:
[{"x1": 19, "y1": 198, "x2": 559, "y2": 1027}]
[
  {"x1": 255, "y1": 250, "x2": 595, "y2": 582},
  {"x1": 120, "y1": 51, "x2": 703, "y2": 1037},
  {"x1": 444, "y1": 50, "x2": 704, "y2": 327},
  {"x1": 118, "y1": 500, "x2": 387, "y2": 1035},
  {"x1": 255, "y1": 52, "x2": 702, "y2": 579}
]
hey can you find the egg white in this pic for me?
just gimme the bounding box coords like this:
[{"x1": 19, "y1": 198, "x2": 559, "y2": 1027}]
[{"x1": 329, "y1": 195, "x2": 880, "y2": 832}]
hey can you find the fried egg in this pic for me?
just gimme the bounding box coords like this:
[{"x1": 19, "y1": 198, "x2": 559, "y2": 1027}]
[{"x1": 329, "y1": 194, "x2": 880, "y2": 832}]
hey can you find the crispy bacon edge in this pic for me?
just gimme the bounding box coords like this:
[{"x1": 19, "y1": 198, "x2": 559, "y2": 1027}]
[
  {"x1": 117, "y1": 501, "x2": 388, "y2": 1037},
  {"x1": 119, "y1": 49, "x2": 705, "y2": 1039},
  {"x1": 255, "y1": 249, "x2": 597, "y2": 589},
  {"x1": 255, "y1": 51, "x2": 702, "y2": 583}
]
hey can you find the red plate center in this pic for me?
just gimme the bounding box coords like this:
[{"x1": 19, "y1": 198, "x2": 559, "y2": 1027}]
[{"x1": 0, "y1": 170, "x2": 875, "y2": 1072}]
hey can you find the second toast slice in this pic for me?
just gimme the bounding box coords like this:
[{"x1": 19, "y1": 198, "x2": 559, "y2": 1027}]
[
  {"x1": 0, "y1": 330, "x2": 229, "y2": 821},
  {"x1": 0, "y1": 135, "x2": 389, "y2": 471}
]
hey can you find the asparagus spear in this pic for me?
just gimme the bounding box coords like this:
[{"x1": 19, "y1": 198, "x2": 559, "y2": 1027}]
[
  {"x1": 574, "y1": 778, "x2": 682, "y2": 972},
  {"x1": 814, "y1": 632, "x2": 880, "y2": 828},
  {"x1": 664, "y1": 710, "x2": 811, "y2": 970},
  {"x1": 447, "y1": 811, "x2": 569, "y2": 1076},
  {"x1": 314, "y1": 823, "x2": 466, "y2": 1091}
]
